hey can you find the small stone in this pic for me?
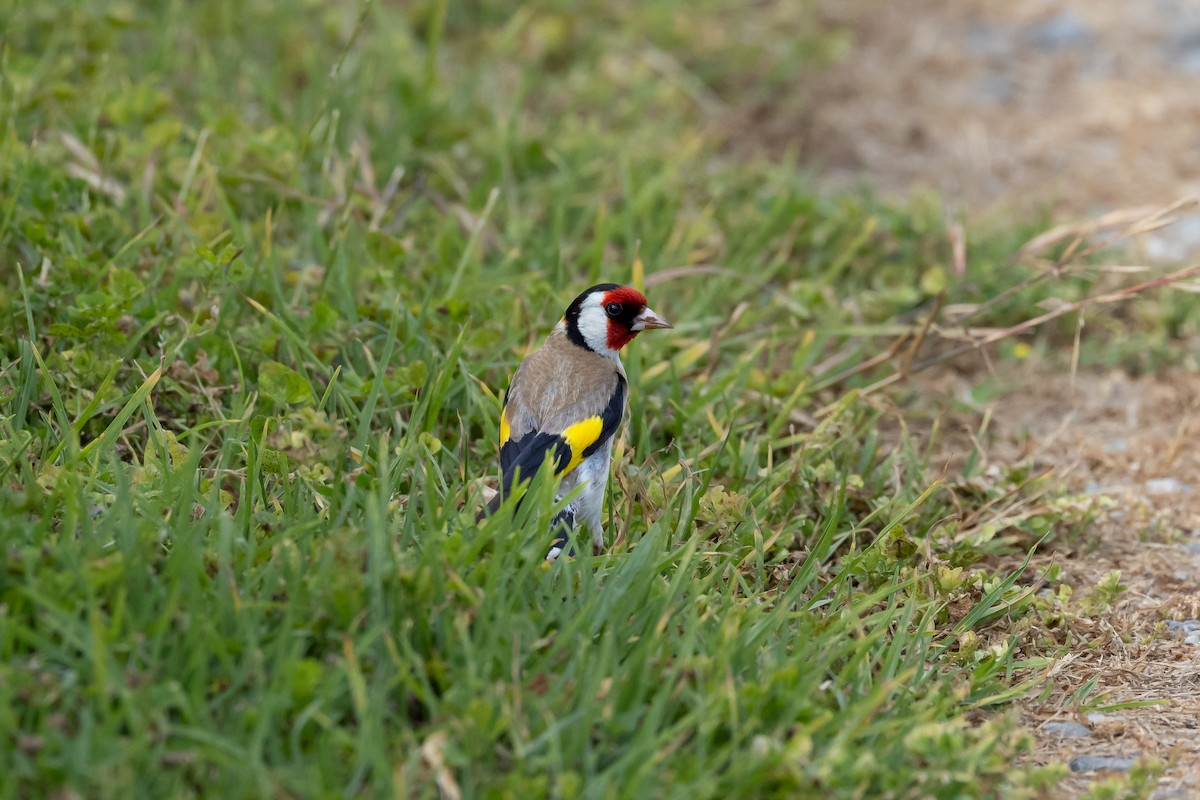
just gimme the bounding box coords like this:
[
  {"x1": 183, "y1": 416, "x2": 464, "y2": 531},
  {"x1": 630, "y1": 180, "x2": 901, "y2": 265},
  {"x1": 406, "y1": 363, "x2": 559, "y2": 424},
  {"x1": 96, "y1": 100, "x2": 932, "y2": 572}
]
[
  {"x1": 1027, "y1": 13, "x2": 1093, "y2": 51},
  {"x1": 1143, "y1": 215, "x2": 1200, "y2": 261},
  {"x1": 1069, "y1": 755, "x2": 1138, "y2": 773},
  {"x1": 1145, "y1": 478, "x2": 1193, "y2": 494},
  {"x1": 1187, "y1": 542, "x2": 1200, "y2": 556},
  {"x1": 1152, "y1": 790, "x2": 1192, "y2": 800},
  {"x1": 966, "y1": 24, "x2": 1013, "y2": 61},
  {"x1": 1185, "y1": 633, "x2": 1200, "y2": 645},
  {"x1": 1042, "y1": 721, "x2": 1092, "y2": 738},
  {"x1": 978, "y1": 76, "x2": 1017, "y2": 104},
  {"x1": 1166, "y1": 29, "x2": 1200, "y2": 75},
  {"x1": 1164, "y1": 619, "x2": 1200, "y2": 633},
  {"x1": 1104, "y1": 439, "x2": 1128, "y2": 453}
]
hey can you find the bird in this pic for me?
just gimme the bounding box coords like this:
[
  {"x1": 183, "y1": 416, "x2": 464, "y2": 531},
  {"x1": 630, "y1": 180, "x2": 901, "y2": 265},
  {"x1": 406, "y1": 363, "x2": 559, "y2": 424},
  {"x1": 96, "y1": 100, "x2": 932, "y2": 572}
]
[{"x1": 477, "y1": 283, "x2": 672, "y2": 560}]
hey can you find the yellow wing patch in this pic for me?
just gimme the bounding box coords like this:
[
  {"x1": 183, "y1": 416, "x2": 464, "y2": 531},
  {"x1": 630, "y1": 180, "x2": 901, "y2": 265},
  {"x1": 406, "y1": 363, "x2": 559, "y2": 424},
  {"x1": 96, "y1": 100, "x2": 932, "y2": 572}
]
[
  {"x1": 560, "y1": 416, "x2": 604, "y2": 474},
  {"x1": 499, "y1": 407, "x2": 511, "y2": 445}
]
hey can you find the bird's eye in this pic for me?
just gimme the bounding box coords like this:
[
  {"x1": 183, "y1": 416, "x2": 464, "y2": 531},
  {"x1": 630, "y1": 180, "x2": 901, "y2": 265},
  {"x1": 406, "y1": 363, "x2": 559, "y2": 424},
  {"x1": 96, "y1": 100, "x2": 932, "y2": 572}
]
[{"x1": 605, "y1": 302, "x2": 623, "y2": 318}]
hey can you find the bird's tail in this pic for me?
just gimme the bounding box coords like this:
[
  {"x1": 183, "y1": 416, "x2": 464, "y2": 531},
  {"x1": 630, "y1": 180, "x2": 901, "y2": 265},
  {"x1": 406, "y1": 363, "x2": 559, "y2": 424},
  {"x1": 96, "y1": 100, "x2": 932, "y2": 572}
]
[
  {"x1": 475, "y1": 492, "x2": 503, "y2": 523},
  {"x1": 476, "y1": 491, "x2": 576, "y2": 561}
]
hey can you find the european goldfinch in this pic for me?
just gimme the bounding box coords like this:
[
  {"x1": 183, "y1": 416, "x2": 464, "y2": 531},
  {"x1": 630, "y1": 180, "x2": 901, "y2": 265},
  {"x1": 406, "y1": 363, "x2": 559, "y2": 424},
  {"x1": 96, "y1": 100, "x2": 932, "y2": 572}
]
[{"x1": 478, "y1": 283, "x2": 672, "y2": 559}]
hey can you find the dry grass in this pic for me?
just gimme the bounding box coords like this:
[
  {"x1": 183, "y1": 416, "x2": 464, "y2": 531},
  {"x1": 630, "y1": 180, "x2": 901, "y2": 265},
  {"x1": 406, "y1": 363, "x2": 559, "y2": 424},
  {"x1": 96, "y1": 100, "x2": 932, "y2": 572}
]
[
  {"x1": 798, "y1": 191, "x2": 1200, "y2": 793},
  {"x1": 814, "y1": 200, "x2": 1200, "y2": 408}
]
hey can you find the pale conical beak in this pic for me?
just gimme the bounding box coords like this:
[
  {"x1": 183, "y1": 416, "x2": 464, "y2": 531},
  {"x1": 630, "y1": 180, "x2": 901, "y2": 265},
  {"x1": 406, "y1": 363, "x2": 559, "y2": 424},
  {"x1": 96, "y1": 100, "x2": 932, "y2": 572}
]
[{"x1": 632, "y1": 306, "x2": 672, "y2": 331}]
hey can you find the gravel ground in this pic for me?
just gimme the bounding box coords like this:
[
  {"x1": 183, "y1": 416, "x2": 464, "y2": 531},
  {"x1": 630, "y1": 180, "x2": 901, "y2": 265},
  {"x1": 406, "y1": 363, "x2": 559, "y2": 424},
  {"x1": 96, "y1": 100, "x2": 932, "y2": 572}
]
[{"x1": 919, "y1": 366, "x2": 1200, "y2": 797}]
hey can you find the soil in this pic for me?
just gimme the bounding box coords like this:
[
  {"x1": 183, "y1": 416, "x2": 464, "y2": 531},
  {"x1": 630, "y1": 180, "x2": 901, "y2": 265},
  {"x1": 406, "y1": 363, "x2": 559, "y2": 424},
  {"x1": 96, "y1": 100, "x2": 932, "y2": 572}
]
[
  {"x1": 770, "y1": 2, "x2": 1200, "y2": 794},
  {"x1": 757, "y1": 0, "x2": 1200, "y2": 222},
  {"x1": 917, "y1": 366, "x2": 1200, "y2": 796}
]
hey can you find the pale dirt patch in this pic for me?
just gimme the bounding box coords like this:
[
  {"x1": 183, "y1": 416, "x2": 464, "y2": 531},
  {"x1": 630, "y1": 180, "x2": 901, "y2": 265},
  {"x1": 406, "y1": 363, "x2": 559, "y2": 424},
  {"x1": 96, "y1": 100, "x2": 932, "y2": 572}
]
[
  {"x1": 739, "y1": 0, "x2": 1200, "y2": 221},
  {"x1": 918, "y1": 365, "x2": 1200, "y2": 796}
]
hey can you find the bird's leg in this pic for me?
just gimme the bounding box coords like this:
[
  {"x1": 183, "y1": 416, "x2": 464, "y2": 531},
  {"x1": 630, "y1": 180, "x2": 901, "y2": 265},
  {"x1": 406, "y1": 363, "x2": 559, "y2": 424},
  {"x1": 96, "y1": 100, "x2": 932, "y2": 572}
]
[
  {"x1": 546, "y1": 506, "x2": 576, "y2": 561},
  {"x1": 590, "y1": 525, "x2": 605, "y2": 557}
]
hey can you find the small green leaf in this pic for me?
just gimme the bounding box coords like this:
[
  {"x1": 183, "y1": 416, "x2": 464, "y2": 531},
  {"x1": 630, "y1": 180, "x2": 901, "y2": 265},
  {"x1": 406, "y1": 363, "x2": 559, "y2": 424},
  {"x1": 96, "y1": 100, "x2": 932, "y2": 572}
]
[
  {"x1": 886, "y1": 530, "x2": 918, "y2": 561},
  {"x1": 286, "y1": 658, "x2": 325, "y2": 704},
  {"x1": 404, "y1": 360, "x2": 428, "y2": 387},
  {"x1": 107, "y1": 268, "x2": 145, "y2": 302},
  {"x1": 309, "y1": 300, "x2": 339, "y2": 334},
  {"x1": 261, "y1": 447, "x2": 288, "y2": 476},
  {"x1": 419, "y1": 431, "x2": 442, "y2": 454},
  {"x1": 259, "y1": 361, "x2": 312, "y2": 407},
  {"x1": 920, "y1": 266, "x2": 948, "y2": 295}
]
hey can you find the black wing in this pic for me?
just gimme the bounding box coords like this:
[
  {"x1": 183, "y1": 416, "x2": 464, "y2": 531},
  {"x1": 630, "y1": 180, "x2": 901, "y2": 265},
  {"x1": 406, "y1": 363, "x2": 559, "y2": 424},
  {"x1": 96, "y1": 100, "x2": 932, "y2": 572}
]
[{"x1": 479, "y1": 376, "x2": 626, "y2": 519}]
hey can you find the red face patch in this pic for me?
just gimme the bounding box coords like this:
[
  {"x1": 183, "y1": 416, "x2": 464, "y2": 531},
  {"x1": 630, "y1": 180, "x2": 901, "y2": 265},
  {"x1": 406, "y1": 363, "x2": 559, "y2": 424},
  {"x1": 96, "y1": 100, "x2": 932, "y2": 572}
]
[
  {"x1": 603, "y1": 287, "x2": 647, "y2": 309},
  {"x1": 603, "y1": 287, "x2": 648, "y2": 351},
  {"x1": 607, "y1": 327, "x2": 637, "y2": 351}
]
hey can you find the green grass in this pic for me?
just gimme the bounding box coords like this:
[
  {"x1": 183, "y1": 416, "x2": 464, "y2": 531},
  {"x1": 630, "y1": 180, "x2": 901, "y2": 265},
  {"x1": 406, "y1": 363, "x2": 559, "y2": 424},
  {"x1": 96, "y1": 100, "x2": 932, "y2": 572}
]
[{"x1": 0, "y1": 0, "x2": 1180, "y2": 797}]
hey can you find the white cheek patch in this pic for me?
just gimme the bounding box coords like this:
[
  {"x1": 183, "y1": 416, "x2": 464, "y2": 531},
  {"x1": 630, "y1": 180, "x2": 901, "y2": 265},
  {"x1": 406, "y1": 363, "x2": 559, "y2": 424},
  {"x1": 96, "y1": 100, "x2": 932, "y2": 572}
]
[{"x1": 576, "y1": 294, "x2": 618, "y2": 357}]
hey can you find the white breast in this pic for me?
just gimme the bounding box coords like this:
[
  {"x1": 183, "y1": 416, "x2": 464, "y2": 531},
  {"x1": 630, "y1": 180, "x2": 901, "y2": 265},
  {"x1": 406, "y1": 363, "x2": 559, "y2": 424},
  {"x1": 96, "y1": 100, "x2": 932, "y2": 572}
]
[{"x1": 552, "y1": 440, "x2": 613, "y2": 554}]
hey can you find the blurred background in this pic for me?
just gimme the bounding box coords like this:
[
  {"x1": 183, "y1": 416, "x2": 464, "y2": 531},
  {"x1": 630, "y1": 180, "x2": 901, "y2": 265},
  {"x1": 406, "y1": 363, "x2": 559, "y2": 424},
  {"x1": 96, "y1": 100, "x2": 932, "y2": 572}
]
[
  {"x1": 802, "y1": 1, "x2": 1200, "y2": 232},
  {"x1": 10, "y1": 0, "x2": 1199, "y2": 240}
]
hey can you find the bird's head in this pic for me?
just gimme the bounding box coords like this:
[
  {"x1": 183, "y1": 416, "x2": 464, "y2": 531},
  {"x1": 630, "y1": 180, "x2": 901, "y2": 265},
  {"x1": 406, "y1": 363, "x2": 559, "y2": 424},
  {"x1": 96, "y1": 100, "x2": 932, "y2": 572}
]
[{"x1": 561, "y1": 283, "x2": 672, "y2": 356}]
